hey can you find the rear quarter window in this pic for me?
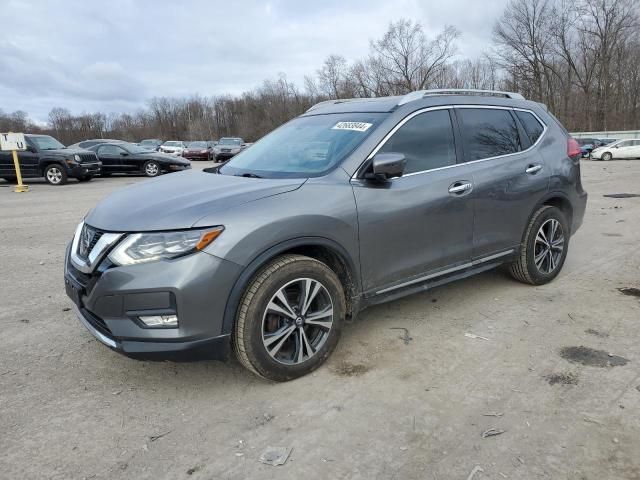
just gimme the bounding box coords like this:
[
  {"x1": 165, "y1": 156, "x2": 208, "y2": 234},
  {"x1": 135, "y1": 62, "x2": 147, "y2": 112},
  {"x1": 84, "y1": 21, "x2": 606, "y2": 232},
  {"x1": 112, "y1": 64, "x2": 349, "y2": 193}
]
[{"x1": 515, "y1": 111, "x2": 545, "y2": 144}]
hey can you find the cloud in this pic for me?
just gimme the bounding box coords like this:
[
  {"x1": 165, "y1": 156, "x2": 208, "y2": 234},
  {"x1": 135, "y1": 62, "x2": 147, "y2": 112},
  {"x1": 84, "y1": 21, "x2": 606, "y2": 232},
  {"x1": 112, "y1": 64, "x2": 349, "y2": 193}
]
[{"x1": 0, "y1": 0, "x2": 508, "y2": 123}]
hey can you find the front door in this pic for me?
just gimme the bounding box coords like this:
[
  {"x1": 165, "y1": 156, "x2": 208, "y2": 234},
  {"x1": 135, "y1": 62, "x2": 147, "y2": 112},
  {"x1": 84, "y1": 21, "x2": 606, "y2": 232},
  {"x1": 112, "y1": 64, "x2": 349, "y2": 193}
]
[
  {"x1": 96, "y1": 144, "x2": 124, "y2": 172},
  {"x1": 352, "y1": 108, "x2": 475, "y2": 294}
]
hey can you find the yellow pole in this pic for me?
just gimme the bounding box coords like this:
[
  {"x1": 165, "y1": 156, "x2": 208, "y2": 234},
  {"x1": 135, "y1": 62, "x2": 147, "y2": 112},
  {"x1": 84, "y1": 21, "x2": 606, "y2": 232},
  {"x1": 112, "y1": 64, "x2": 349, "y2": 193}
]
[{"x1": 12, "y1": 149, "x2": 29, "y2": 192}]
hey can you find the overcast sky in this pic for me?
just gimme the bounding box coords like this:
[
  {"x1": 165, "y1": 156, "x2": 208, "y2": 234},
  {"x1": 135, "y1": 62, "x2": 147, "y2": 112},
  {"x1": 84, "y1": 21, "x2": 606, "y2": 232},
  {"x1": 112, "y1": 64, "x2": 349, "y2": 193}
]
[{"x1": 0, "y1": 0, "x2": 508, "y2": 123}]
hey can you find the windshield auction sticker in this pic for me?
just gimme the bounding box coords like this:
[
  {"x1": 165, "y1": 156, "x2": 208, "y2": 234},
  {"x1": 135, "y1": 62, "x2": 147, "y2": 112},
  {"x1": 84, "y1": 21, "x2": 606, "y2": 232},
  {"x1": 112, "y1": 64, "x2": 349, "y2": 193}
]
[{"x1": 332, "y1": 121, "x2": 373, "y2": 132}]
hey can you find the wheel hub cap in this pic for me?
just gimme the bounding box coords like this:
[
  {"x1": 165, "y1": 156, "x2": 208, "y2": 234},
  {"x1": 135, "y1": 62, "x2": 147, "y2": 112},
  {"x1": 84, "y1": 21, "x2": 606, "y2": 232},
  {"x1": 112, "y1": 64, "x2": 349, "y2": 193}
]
[
  {"x1": 534, "y1": 218, "x2": 564, "y2": 275},
  {"x1": 262, "y1": 278, "x2": 334, "y2": 365}
]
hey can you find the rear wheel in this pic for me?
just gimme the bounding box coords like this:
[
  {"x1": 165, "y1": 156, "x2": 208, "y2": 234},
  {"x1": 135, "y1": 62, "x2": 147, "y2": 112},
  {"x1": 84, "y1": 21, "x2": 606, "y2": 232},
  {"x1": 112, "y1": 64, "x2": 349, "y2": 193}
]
[
  {"x1": 44, "y1": 164, "x2": 67, "y2": 185},
  {"x1": 233, "y1": 255, "x2": 346, "y2": 381},
  {"x1": 509, "y1": 206, "x2": 569, "y2": 285},
  {"x1": 601, "y1": 151, "x2": 613, "y2": 161},
  {"x1": 143, "y1": 160, "x2": 160, "y2": 177}
]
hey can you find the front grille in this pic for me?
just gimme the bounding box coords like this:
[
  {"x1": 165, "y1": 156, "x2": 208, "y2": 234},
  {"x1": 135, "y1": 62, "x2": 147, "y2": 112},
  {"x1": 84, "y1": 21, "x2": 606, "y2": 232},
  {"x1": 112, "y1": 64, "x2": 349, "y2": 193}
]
[
  {"x1": 79, "y1": 153, "x2": 99, "y2": 163},
  {"x1": 221, "y1": 148, "x2": 231, "y2": 153}
]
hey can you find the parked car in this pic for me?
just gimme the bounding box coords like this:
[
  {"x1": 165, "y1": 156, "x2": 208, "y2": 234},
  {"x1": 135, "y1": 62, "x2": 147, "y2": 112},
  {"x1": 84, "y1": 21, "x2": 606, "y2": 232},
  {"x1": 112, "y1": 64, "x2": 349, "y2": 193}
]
[
  {"x1": 139, "y1": 139, "x2": 163, "y2": 152},
  {"x1": 67, "y1": 139, "x2": 125, "y2": 149},
  {"x1": 64, "y1": 89, "x2": 587, "y2": 381},
  {"x1": 182, "y1": 141, "x2": 214, "y2": 161},
  {"x1": 213, "y1": 137, "x2": 245, "y2": 161},
  {"x1": 590, "y1": 139, "x2": 640, "y2": 161},
  {"x1": 1, "y1": 134, "x2": 100, "y2": 185},
  {"x1": 159, "y1": 141, "x2": 187, "y2": 155},
  {"x1": 575, "y1": 137, "x2": 600, "y2": 157},
  {"x1": 88, "y1": 142, "x2": 191, "y2": 177}
]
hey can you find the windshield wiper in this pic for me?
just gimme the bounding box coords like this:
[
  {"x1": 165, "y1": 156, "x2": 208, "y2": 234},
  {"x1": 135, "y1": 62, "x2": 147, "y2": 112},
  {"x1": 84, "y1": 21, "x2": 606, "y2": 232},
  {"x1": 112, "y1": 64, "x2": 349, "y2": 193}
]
[{"x1": 235, "y1": 172, "x2": 263, "y2": 178}]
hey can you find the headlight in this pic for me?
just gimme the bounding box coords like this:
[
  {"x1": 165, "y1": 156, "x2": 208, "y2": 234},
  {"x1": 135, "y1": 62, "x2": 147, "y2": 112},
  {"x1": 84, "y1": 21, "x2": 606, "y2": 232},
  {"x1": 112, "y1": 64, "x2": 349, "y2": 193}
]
[
  {"x1": 108, "y1": 227, "x2": 224, "y2": 266},
  {"x1": 74, "y1": 154, "x2": 82, "y2": 162}
]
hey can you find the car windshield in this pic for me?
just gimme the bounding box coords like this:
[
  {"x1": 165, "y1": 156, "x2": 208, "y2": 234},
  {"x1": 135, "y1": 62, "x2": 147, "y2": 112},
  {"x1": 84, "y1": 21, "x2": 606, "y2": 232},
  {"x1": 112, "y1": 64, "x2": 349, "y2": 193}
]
[
  {"x1": 219, "y1": 113, "x2": 385, "y2": 179},
  {"x1": 188, "y1": 141, "x2": 207, "y2": 148},
  {"x1": 29, "y1": 135, "x2": 65, "y2": 150},
  {"x1": 141, "y1": 140, "x2": 158, "y2": 145},
  {"x1": 219, "y1": 138, "x2": 242, "y2": 145},
  {"x1": 164, "y1": 141, "x2": 181, "y2": 147}
]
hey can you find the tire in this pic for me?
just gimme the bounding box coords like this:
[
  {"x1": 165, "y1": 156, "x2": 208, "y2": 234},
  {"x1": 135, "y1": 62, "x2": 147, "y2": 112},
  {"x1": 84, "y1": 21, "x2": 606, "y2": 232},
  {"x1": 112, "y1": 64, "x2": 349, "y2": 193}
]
[
  {"x1": 601, "y1": 152, "x2": 612, "y2": 161},
  {"x1": 44, "y1": 164, "x2": 68, "y2": 185},
  {"x1": 143, "y1": 160, "x2": 161, "y2": 177},
  {"x1": 77, "y1": 175, "x2": 93, "y2": 182},
  {"x1": 509, "y1": 206, "x2": 570, "y2": 285},
  {"x1": 233, "y1": 254, "x2": 346, "y2": 381}
]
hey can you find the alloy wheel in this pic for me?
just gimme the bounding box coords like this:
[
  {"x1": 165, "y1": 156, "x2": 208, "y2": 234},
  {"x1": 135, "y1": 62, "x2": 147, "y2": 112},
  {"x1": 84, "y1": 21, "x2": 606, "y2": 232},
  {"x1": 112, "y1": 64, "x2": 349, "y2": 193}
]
[
  {"x1": 534, "y1": 218, "x2": 564, "y2": 274},
  {"x1": 145, "y1": 162, "x2": 159, "y2": 176},
  {"x1": 262, "y1": 278, "x2": 334, "y2": 365},
  {"x1": 47, "y1": 167, "x2": 63, "y2": 184}
]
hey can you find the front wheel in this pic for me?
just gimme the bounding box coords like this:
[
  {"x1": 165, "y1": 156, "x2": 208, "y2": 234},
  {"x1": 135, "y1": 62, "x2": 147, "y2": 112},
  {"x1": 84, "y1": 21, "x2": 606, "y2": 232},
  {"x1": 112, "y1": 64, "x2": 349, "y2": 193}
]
[
  {"x1": 143, "y1": 160, "x2": 160, "y2": 177},
  {"x1": 233, "y1": 255, "x2": 346, "y2": 381},
  {"x1": 509, "y1": 206, "x2": 569, "y2": 285},
  {"x1": 44, "y1": 164, "x2": 68, "y2": 185},
  {"x1": 601, "y1": 152, "x2": 613, "y2": 161}
]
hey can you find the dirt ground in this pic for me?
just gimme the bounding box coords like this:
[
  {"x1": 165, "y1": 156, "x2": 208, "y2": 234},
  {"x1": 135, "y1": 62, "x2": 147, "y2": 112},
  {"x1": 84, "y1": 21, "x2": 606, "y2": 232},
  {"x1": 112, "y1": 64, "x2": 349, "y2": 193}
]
[{"x1": 1, "y1": 160, "x2": 639, "y2": 480}]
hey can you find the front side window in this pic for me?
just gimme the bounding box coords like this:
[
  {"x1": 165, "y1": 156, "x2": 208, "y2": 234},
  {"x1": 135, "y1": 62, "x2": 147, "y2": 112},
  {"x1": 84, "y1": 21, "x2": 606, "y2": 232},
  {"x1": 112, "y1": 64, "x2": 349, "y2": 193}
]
[
  {"x1": 99, "y1": 144, "x2": 124, "y2": 155},
  {"x1": 458, "y1": 108, "x2": 521, "y2": 161},
  {"x1": 515, "y1": 111, "x2": 545, "y2": 144},
  {"x1": 378, "y1": 109, "x2": 456, "y2": 174},
  {"x1": 617, "y1": 140, "x2": 632, "y2": 147}
]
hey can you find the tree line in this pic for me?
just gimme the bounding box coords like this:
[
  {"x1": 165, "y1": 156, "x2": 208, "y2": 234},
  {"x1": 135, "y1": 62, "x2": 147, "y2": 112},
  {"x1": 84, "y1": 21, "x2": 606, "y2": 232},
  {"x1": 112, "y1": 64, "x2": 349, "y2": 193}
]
[{"x1": 1, "y1": 0, "x2": 638, "y2": 145}]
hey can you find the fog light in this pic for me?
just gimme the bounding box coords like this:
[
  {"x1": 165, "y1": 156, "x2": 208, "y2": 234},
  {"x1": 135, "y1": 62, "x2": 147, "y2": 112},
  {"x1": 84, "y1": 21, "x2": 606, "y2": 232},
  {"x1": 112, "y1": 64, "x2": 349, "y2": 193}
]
[{"x1": 139, "y1": 315, "x2": 178, "y2": 327}]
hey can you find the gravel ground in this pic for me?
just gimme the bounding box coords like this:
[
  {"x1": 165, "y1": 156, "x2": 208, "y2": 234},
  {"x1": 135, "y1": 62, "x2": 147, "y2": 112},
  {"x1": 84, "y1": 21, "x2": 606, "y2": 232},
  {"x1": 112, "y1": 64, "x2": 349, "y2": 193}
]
[{"x1": 1, "y1": 160, "x2": 639, "y2": 479}]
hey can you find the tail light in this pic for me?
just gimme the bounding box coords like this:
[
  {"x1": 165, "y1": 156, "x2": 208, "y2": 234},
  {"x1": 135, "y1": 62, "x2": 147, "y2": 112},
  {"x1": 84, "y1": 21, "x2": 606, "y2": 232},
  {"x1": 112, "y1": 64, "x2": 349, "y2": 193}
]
[{"x1": 567, "y1": 137, "x2": 582, "y2": 158}]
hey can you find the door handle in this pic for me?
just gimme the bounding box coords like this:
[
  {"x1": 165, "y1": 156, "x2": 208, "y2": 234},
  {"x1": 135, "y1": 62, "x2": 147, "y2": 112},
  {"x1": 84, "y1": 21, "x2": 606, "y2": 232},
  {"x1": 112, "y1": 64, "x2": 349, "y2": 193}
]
[
  {"x1": 448, "y1": 181, "x2": 473, "y2": 195},
  {"x1": 525, "y1": 164, "x2": 543, "y2": 174}
]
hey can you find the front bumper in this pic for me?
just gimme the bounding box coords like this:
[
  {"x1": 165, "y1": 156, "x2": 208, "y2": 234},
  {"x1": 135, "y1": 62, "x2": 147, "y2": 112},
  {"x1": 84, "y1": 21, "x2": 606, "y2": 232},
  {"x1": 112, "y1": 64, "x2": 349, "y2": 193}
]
[
  {"x1": 214, "y1": 151, "x2": 238, "y2": 160},
  {"x1": 183, "y1": 152, "x2": 210, "y2": 160},
  {"x1": 64, "y1": 243, "x2": 242, "y2": 359},
  {"x1": 70, "y1": 162, "x2": 102, "y2": 177},
  {"x1": 166, "y1": 163, "x2": 191, "y2": 172}
]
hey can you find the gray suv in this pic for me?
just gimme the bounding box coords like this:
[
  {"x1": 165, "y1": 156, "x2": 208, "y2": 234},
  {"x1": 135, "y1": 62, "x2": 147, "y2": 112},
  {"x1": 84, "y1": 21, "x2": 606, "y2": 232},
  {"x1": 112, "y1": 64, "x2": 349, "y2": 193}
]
[{"x1": 64, "y1": 89, "x2": 587, "y2": 381}]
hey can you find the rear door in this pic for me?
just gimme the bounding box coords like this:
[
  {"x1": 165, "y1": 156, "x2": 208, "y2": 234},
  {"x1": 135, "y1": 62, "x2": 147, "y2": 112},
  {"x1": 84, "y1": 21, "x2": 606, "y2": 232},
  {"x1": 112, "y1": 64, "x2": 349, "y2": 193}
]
[
  {"x1": 456, "y1": 107, "x2": 550, "y2": 259},
  {"x1": 352, "y1": 108, "x2": 475, "y2": 294}
]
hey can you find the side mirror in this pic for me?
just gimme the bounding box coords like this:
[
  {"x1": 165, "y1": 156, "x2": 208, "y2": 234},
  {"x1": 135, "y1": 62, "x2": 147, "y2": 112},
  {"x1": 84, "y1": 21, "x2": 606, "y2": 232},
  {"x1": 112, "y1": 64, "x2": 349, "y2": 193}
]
[
  {"x1": 365, "y1": 153, "x2": 406, "y2": 181},
  {"x1": 27, "y1": 146, "x2": 37, "y2": 153}
]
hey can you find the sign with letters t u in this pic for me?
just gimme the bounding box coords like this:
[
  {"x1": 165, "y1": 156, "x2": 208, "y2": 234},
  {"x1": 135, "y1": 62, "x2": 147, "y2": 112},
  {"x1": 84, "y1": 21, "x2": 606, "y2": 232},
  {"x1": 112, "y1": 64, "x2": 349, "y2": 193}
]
[{"x1": 0, "y1": 132, "x2": 27, "y2": 151}]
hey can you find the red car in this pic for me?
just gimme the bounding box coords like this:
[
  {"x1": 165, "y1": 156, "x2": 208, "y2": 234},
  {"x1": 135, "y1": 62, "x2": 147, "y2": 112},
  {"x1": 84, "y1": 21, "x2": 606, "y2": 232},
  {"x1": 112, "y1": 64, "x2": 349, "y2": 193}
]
[{"x1": 182, "y1": 141, "x2": 214, "y2": 161}]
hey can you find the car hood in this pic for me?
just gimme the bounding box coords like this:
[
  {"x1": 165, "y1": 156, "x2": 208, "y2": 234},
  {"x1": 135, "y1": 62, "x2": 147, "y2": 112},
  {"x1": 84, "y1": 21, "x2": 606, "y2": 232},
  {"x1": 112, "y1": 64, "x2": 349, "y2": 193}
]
[
  {"x1": 142, "y1": 152, "x2": 189, "y2": 164},
  {"x1": 42, "y1": 147, "x2": 93, "y2": 156},
  {"x1": 85, "y1": 169, "x2": 306, "y2": 231}
]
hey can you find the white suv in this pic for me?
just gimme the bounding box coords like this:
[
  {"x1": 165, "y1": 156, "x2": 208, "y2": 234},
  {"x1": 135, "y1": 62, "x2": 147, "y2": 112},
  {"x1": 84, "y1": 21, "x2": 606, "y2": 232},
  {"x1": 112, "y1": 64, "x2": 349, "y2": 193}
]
[{"x1": 591, "y1": 139, "x2": 640, "y2": 161}]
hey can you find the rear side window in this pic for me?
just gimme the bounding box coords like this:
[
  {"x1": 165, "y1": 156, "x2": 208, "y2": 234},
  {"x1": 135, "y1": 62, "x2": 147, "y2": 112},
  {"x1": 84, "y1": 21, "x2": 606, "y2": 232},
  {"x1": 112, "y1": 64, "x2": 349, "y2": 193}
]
[
  {"x1": 379, "y1": 109, "x2": 456, "y2": 174},
  {"x1": 515, "y1": 111, "x2": 545, "y2": 144},
  {"x1": 458, "y1": 108, "x2": 521, "y2": 161}
]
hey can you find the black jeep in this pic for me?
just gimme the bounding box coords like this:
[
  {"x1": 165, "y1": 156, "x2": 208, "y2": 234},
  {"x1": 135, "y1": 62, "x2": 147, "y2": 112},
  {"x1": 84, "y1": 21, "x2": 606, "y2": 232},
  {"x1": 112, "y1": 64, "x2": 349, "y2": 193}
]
[{"x1": 0, "y1": 134, "x2": 101, "y2": 185}]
